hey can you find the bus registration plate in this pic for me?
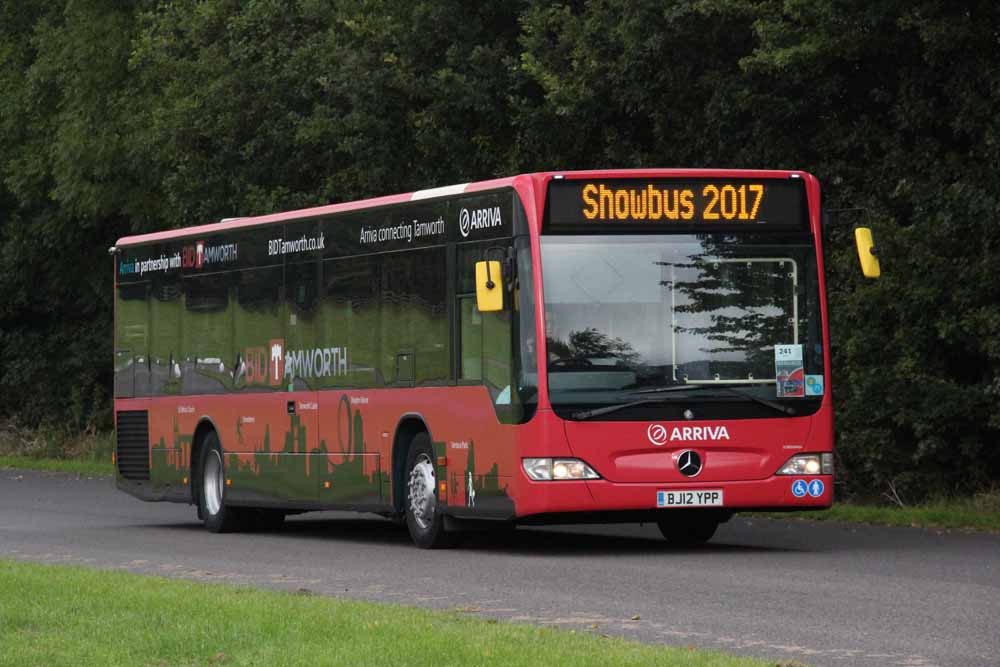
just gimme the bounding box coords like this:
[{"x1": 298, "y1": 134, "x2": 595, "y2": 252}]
[{"x1": 656, "y1": 490, "x2": 724, "y2": 508}]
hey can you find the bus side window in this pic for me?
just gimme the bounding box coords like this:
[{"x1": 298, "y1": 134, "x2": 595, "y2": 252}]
[
  {"x1": 234, "y1": 266, "x2": 281, "y2": 391},
  {"x1": 457, "y1": 243, "x2": 487, "y2": 382},
  {"x1": 284, "y1": 260, "x2": 319, "y2": 391},
  {"x1": 182, "y1": 274, "x2": 232, "y2": 395},
  {"x1": 150, "y1": 273, "x2": 181, "y2": 396},
  {"x1": 483, "y1": 307, "x2": 513, "y2": 404},
  {"x1": 456, "y1": 242, "x2": 516, "y2": 418},
  {"x1": 323, "y1": 256, "x2": 381, "y2": 388},
  {"x1": 459, "y1": 296, "x2": 483, "y2": 380},
  {"x1": 379, "y1": 247, "x2": 448, "y2": 386},
  {"x1": 116, "y1": 282, "x2": 149, "y2": 399}
]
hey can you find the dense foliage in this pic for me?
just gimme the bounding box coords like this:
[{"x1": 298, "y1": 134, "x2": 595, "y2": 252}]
[{"x1": 1, "y1": 1, "x2": 996, "y2": 501}]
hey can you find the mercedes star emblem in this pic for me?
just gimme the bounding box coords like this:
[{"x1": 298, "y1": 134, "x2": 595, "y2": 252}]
[{"x1": 677, "y1": 450, "x2": 703, "y2": 477}]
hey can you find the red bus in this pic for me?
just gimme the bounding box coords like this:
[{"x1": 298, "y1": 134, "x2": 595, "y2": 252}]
[{"x1": 113, "y1": 169, "x2": 835, "y2": 548}]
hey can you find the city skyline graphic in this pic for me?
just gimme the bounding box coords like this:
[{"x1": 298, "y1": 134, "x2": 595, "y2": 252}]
[{"x1": 149, "y1": 394, "x2": 511, "y2": 509}]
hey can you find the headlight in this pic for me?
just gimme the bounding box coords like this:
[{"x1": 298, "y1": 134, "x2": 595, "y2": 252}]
[
  {"x1": 522, "y1": 458, "x2": 600, "y2": 481},
  {"x1": 778, "y1": 453, "x2": 833, "y2": 476}
]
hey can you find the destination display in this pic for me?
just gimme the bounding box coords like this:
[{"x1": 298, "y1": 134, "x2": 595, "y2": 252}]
[{"x1": 545, "y1": 178, "x2": 807, "y2": 230}]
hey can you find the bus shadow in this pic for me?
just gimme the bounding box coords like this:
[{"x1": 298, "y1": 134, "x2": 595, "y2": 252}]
[
  {"x1": 141, "y1": 516, "x2": 803, "y2": 554},
  {"x1": 140, "y1": 516, "x2": 412, "y2": 546},
  {"x1": 276, "y1": 516, "x2": 801, "y2": 555},
  {"x1": 458, "y1": 528, "x2": 801, "y2": 556}
]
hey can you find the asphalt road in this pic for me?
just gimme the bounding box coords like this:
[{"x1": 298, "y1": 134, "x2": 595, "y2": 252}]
[{"x1": 1, "y1": 469, "x2": 997, "y2": 666}]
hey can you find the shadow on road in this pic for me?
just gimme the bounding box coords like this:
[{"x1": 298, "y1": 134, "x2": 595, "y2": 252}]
[{"x1": 141, "y1": 514, "x2": 801, "y2": 556}]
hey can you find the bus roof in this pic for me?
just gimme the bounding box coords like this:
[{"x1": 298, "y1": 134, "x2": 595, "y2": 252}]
[{"x1": 114, "y1": 168, "x2": 809, "y2": 247}]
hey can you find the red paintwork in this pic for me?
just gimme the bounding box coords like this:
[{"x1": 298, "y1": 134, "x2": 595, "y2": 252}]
[
  {"x1": 563, "y1": 417, "x2": 813, "y2": 483},
  {"x1": 115, "y1": 169, "x2": 834, "y2": 518},
  {"x1": 117, "y1": 385, "x2": 520, "y2": 510}
]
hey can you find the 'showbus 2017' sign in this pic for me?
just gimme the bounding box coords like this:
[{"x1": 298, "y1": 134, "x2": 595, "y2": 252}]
[{"x1": 545, "y1": 178, "x2": 808, "y2": 231}]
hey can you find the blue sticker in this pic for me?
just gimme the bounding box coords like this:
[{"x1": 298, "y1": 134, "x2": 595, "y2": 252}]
[
  {"x1": 805, "y1": 375, "x2": 824, "y2": 396},
  {"x1": 656, "y1": 491, "x2": 666, "y2": 507},
  {"x1": 808, "y1": 479, "x2": 825, "y2": 497},
  {"x1": 791, "y1": 479, "x2": 808, "y2": 497}
]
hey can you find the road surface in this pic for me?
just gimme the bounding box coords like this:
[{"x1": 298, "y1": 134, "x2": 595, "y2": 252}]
[{"x1": 1, "y1": 469, "x2": 997, "y2": 666}]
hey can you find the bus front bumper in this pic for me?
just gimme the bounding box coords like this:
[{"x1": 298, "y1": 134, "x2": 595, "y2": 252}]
[{"x1": 513, "y1": 474, "x2": 832, "y2": 520}]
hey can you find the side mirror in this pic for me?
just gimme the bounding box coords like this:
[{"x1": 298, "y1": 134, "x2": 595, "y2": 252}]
[
  {"x1": 475, "y1": 260, "x2": 504, "y2": 312},
  {"x1": 854, "y1": 227, "x2": 881, "y2": 278}
]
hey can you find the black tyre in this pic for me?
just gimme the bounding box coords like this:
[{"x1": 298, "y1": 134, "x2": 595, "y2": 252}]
[
  {"x1": 404, "y1": 433, "x2": 453, "y2": 549},
  {"x1": 197, "y1": 432, "x2": 246, "y2": 533},
  {"x1": 656, "y1": 515, "x2": 718, "y2": 547}
]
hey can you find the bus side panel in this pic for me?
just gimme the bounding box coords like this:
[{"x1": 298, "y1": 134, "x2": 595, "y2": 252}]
[
  {"x1": 125, "y1": 386, "x2": 517, "y2": 515},
  {"x1": 317, "y1": 386, "x2": 517, "y2": 519},
  {"x1": 135, "y1": 393, "x2": 322, "y2": 506},
  {"x1": 315, "y1": 392, "x2": 383, "y2": 506},
  {"x1": 222, "y1": 392, "x2": 320, "y2": 506},
  {"x1": 148, "y1": 398, "x2": 195, "y2": 499}
]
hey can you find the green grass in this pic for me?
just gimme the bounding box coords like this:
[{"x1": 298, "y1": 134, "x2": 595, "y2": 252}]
[
  {"x1": 0, "y1": 420, "x2": 114, "y2": 476},
  {"x1": 757, "y1": 494, "x2": 1000, "y2": 533},
  {"x1": 0, "y1": 560, "x2": 768, "y2": 667},
  {"x1": 0, "y1": 455, "x2": 113, "y2": 476}
]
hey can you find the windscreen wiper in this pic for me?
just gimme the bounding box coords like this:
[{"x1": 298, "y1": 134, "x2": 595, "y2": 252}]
[
  {"x1": 571, "y1": 383, "x2": 796, "y2": 420},
  {"x1": 634, "y1": 383, "x2": 797, "y2": 416},
  {"x1": 571, "y1": 398, "x2": 670, "y2": 421}
]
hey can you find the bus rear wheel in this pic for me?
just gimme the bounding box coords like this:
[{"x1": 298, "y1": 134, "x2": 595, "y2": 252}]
[
  {"x1": 198, "y1": 432, "x2": 246, "y2": 533},
  {"x1": 404, "y1": 434, "x2": 453, "y2": 549},
  {"x1": 656, "y1": 515, "x2": 718, "y2": 547}
]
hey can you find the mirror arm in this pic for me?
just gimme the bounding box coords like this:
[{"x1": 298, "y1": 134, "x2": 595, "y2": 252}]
[
  {"x1": 483, "y1": 246, "x2": 508, "y2": 289},
  {"x1": 485, "y1": 262, "x2": 495, "y2": 289}
]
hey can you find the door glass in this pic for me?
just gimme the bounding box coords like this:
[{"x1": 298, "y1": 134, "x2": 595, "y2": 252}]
[{"x1": 459, "y1": 297, "x2": 482, "y2": 380}]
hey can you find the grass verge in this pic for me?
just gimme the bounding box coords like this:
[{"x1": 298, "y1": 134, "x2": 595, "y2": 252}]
[
  {"x1": 0, "y1": 420, "x2": 114, "y2": 476},
  {"x1": 0, "y1": 560, "x2": 769, "y2": 667},
  {"x1": 0, "y1": 455, "x2": 113, "y2": 476},
  {"x1": 754, "y1": 492, "x2": 1000, "y2": 533}
]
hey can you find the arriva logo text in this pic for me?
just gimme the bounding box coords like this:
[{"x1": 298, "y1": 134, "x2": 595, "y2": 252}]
[
  {"x1": 671, "y1": 426, "x2": 730, "y2": 441},
  {"x1": 459, "y1": 206, "x2": 502, "y2": 238},
  {"x1": 647, "y1": 424, "x2": 731, "y2": 446}
]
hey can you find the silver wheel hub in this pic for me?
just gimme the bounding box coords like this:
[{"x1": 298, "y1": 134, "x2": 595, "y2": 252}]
[
  {"x1": 408, "y1": 454, "x2": 436, "y2": 530},
  {"x1": 203, "y1": 450, "x2": 224, "y2": 516}
]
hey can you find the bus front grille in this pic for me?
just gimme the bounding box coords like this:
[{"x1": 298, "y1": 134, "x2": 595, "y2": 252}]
[{"x1": 116, "y1": 410, "x2": 150, "y2": 481}]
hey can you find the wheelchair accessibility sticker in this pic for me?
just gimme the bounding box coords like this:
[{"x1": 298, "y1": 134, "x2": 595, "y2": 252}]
[{"x1": 792, "y1": 479, "x2": 825, "y2": 498}]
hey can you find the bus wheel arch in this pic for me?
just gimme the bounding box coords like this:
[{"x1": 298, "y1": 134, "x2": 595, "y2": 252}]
[{"x1": 391, "y1": 415, "x2": 431, "y2": 515}]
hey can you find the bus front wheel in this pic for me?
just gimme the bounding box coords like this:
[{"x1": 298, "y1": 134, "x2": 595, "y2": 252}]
[
  {"x1": 198, "y1": 432, "x2": 245, "y2": 533},
  {"x1": 404, "y1": 434, "x2": 453, "y2": 549},
  {"x1": 656, "y1": 516, "x2": 718, "y2": 547}
]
